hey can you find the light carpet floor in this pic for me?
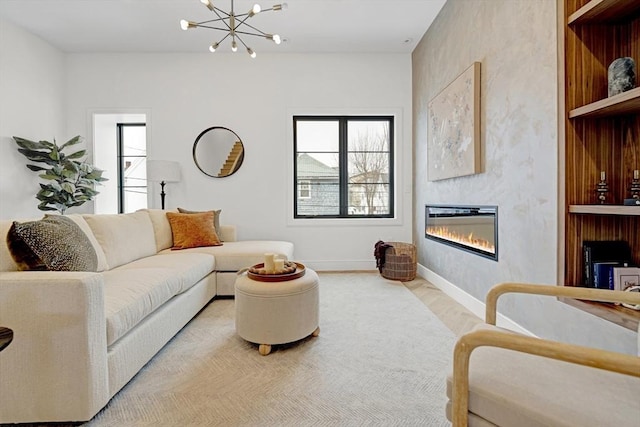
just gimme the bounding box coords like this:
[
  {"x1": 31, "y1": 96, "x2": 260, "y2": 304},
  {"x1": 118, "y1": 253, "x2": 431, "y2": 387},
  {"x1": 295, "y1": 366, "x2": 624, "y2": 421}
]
[{"x1": 84, "y1": 272, "x2": 456, "y2": 427}]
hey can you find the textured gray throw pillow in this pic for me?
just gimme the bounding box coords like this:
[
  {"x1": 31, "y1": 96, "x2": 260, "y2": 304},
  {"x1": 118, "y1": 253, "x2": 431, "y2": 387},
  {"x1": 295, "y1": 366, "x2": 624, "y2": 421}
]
[{"x1": 7, "y1": 215, "x2": 98, "y2": 272}]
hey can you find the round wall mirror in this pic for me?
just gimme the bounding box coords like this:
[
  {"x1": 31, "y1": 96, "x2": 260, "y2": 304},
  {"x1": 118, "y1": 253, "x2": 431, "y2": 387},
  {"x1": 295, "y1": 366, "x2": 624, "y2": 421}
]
[{"x1": 192, "y1": 126, "x2": 245, "y2": 178}]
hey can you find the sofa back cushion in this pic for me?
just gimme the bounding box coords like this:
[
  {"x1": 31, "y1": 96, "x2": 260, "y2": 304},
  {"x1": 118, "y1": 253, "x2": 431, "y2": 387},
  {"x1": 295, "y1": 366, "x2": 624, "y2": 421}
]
[
  {"x1": 138, "y1": 208, "x2": 177, "y2": 252},
  {"x1": 66, "y1": 214, "x2": 109, "y2": 271},
  {"x1": 84, "y1": 211, "x2": 156, "y2": 269}
]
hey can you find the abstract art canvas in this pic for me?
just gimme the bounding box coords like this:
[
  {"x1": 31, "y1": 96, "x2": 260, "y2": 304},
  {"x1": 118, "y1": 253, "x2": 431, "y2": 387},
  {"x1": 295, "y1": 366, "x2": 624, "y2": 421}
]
[{"x1": 427, "y1": 62, "x2": 481, "y2": 181}]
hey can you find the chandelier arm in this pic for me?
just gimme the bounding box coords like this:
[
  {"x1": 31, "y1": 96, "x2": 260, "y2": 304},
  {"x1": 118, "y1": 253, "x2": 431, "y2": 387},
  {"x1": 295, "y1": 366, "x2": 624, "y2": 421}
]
[
  {"x1": 233, "y1": 29, "x2": 271, "y2": 38},
  {"x1": 237, "y1": 20, "x2": 269, "y2": 36},
  {"x1": 210, "y1": 7, "x2": 232, "y2": 31},
  {"x1": 235, "y1": 33, "x2": 249, "y2": 49},
  {"x1": 196, "y1": 25, "x2": 234, "y2": 32},
  {"x1": 196, "y1": 17, "x2": 226, "y2": 25},
  {"x1": 213, "y1": 32, "x2": 231, "y2": 46}
]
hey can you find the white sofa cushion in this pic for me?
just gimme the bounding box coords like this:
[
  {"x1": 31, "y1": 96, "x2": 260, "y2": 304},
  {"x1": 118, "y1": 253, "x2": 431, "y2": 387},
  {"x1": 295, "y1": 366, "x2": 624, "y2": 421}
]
[
  {"x1": 67, "y1": 214, "x2": 109, "y2": 272},
  {"x1": 117, "y1": 252, "x2": 215, "y2": 293},
  {"x1": 103, "y1": 253, "x2": 215, "y2": 346},
  {"x1": 159, "y1": 240, "x2": 294, "y2": 271},
  {"x1": 139, "y1": 208, "x2": 177, "y2": 252},
  {"x1": 84, "y1": 211, "x2": 156, "y2": 270}
]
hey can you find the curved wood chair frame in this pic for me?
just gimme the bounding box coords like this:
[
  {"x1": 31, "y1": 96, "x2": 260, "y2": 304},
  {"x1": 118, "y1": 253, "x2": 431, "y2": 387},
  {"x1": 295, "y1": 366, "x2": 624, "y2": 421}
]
[{"x1": 451, "y1": 283, "x2": 640, "y2": 426}]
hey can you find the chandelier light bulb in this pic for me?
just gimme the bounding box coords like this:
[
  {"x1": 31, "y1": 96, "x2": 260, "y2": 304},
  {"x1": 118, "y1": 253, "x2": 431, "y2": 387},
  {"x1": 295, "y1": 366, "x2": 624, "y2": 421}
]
[
  {"x1": 180, "y1": 19, "x2": 191, "y2": 30},
  {"x1": 209, "y1": 42, "x2": 219, "y2": 52},
  {"x1": 200, "y1": 0, "x2": 214, "y2": 11},
  {"x1": 247, "y1": 48, "x2": 256, "y2": 58},
  {"x1": 231, "y1": 40, "x2": 238, "y2": 52},
  {"x1": 273, "y1": 3, "x2": 288, "y2": 11},
  {"x1": 252, "y1": 4, "x2": 261, "y2": 14},
  {"x1": 272, "y1": 34, "x2": 281, "y2": 44}
]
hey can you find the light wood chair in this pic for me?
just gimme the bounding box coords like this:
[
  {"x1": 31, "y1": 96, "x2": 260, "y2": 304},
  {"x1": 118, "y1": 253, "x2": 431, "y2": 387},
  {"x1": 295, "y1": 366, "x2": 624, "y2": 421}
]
[{"x1": 448, "y1": 283, "x2": 640, "y2": 427}]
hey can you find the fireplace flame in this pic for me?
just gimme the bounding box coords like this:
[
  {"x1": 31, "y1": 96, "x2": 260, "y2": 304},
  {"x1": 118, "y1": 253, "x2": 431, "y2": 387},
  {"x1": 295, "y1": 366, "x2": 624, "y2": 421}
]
[{"x1": 426, "y1": 226, "x2": 495, "y2": 254}]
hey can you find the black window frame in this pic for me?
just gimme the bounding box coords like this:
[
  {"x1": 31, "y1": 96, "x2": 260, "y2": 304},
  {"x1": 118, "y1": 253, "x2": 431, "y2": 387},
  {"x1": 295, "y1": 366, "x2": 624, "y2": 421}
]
[
  {"x1": 116, "y1": 122, "x2": 146, "y2": 214},
  {"x1": 293, "y1": 115, "x2": 394, "y2": 219}
]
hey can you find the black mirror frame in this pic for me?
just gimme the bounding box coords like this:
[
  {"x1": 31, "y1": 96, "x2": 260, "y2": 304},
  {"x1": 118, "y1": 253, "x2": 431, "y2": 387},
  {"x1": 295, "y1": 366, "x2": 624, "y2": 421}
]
[{"x1": 192, "y1": 126, "x2": 245, "y2": 178}]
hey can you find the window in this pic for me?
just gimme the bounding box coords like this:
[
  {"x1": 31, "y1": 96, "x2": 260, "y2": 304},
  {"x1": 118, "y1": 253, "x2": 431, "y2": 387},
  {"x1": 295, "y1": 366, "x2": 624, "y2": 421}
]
[
  {"x1": 298, "y1": 180, "x2": 311, "y2": 199},
  {"x1": 294, "y1": 116, "x2": 394, "y2": 218},
  {"x1": 117, "y1": 123, "x2": 147, "y2": 213}
]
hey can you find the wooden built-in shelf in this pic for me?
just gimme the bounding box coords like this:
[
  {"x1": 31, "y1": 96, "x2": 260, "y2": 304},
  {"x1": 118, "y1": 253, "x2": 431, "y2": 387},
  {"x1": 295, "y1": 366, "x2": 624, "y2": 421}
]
[
  {"x1": 568, "y1": 0, "x2": 640, "y2": 25},
  {"x1": 568, "y1": 87, "x2": 640, "y2": 118},
  {"x1": 560, "y1": 0, "x2": 640, "y2": 330},
  {"x1": 561, "y1": 297, "x2": 640, "y2": 331},
  {"x1": 569, "y1": 205, "x2": 640, "y2": 215}
]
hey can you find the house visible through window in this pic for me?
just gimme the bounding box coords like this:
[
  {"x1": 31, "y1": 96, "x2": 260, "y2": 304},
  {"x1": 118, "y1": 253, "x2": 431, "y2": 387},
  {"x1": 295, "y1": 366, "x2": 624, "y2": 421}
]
[
  {"x1": 117, "y1": 123, "x2": 147, "y2": 213},
  {"x1": 294, "y1": 116, "x2": 394, "y2": 218}
]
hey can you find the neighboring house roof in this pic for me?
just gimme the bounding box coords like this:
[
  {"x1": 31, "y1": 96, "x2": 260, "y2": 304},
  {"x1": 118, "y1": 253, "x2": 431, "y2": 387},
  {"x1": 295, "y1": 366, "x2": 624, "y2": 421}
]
[{"x1": 297, "y1": 153, "x2": 338, "y2": 179}]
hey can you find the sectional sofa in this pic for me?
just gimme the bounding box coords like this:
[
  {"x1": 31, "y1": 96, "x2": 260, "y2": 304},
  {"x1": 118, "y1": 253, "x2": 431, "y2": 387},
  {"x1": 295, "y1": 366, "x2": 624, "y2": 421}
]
[{"x1": 0, "y1": 209, "x2": 294, "y2": 424}]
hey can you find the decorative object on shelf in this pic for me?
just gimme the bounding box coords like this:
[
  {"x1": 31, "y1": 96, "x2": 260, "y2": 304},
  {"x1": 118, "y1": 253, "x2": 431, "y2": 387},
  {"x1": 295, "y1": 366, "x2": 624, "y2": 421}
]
[
  {"x1": 595, "y1": 171, "x2": 609, "y2": 204},
  {"x1": 147, "y1": 160, "x2": 181, "y2": 210},
  {"x1": 13, "y1": 136, "x2": 108, "y2": 214},
  {"x1": 180, "y1": 0, "x2": 287, "y2": 58},
  {"x1": 427, "y1": 62, "x2": 481, "y2": 181},
  {"x1": 192, "y1": 126, "x2": 245, "y2": 178},
  {"x1": 630, "y1": 169, "x2": 640, "y2": 200},
  {"x1": 621, "y1": 285, "x2": 640, "y2": 310},
  {"x1": 608, "y1": 57, "x2": 636, "y2": 97}
]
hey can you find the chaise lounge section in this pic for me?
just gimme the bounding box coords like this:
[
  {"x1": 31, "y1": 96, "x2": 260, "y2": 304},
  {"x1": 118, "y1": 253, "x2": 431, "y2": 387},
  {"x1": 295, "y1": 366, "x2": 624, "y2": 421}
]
[{"x1": 0, "y1": 209, "x2": 294, "y2": 424}]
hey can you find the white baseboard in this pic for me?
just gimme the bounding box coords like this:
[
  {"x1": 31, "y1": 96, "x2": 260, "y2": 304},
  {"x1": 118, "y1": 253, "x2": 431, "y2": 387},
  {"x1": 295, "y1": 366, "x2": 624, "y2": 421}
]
[
  {"x1": 302, "y1": 259, "x2": 376, "y2": 272},
  {"x1": 417, "y1": 264, "x2": 535, "y2": 336}
]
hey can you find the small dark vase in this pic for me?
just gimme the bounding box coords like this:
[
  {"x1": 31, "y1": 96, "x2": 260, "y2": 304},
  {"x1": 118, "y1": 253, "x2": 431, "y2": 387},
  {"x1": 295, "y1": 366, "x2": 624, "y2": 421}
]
[{"x1": 608, "y1": 57, "x2": 636, "y2": 97}]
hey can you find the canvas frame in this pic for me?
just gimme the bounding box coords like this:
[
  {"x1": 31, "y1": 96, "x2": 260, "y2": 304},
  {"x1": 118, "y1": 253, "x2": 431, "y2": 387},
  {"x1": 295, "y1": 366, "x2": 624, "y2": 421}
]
[{"x1": 427, "y1": 62, "x2": 481, "y2": 181}]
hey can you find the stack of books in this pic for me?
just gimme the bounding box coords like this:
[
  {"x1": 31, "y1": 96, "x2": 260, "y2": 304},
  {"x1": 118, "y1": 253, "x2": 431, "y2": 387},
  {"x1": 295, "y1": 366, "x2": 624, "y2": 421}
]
[{"x1": 582, "y1": 241, "x2": 639, "y2": 291}]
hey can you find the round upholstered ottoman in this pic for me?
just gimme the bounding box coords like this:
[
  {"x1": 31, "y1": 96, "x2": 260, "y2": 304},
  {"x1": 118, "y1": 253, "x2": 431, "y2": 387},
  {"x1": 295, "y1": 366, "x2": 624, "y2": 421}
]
[{"x1": 235, "y1": 268, "x2": 320, "y2": 355}]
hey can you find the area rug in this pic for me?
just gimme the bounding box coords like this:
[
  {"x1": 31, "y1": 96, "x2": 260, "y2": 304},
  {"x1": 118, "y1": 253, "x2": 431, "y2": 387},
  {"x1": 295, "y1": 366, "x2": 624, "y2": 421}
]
[{"x1": 86, "y1": 272, "x2": 456, "y2": 426}]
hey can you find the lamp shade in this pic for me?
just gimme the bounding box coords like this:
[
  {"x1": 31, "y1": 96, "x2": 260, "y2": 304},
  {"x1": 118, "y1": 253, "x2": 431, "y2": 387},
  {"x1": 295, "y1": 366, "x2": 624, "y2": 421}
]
[{"x1": 147, "y1": 160, "x2": 181, "y2": 183}]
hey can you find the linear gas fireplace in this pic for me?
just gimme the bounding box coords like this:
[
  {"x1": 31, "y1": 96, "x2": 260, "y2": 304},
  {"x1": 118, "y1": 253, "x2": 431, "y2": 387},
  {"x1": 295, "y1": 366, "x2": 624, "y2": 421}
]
[{"x1": 425, "y1": 205, "x2": 498, "y2": 261}]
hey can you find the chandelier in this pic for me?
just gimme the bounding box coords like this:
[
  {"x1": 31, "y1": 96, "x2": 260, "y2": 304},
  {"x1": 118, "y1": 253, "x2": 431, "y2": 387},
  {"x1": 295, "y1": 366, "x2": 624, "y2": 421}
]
[{"x1": 180, "y1": 0, "x2": 287, "y2": 58}]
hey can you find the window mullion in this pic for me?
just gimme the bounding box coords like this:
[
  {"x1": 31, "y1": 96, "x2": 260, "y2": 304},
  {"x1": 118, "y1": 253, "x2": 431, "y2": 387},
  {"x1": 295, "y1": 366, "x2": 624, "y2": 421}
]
[{"x1": 339, "y1": 118, "x2": 349, "y2": 217}]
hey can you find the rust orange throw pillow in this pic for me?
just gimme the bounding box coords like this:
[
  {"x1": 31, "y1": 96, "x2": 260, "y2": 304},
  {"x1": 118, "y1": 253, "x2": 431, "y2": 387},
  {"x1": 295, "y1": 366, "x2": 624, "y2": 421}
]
[{"x1": 166, "y1": 211, "x2": 222, "y2": 250}]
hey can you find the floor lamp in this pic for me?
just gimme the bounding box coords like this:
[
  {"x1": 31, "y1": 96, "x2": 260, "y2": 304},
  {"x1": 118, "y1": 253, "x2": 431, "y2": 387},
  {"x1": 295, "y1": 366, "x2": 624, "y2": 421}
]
[{"x1": 147, "y1": 160, "x2": 181, "y2": 210}]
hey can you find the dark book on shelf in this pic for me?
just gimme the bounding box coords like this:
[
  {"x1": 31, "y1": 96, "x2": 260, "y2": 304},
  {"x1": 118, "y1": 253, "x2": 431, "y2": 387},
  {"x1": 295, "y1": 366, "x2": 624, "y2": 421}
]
[
  {"x1": 593, "y1": 262, "x2": 623, "y2": 290},
  {"x1": 582, "y1": 241, "x2": 631, "y2": 288}
]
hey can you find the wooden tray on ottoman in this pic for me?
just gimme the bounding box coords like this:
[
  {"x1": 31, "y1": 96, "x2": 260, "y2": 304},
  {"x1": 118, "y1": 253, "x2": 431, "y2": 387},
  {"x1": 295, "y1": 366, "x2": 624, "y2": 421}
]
[{"x1": 247, "y1": 262, "x2": 306, "y2": 282}]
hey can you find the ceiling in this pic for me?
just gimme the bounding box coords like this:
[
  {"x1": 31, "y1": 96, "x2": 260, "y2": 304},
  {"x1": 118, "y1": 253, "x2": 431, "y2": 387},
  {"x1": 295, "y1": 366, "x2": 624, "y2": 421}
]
[{"x1": 0, "y1": 0, "x2": 447, "y2": 54}]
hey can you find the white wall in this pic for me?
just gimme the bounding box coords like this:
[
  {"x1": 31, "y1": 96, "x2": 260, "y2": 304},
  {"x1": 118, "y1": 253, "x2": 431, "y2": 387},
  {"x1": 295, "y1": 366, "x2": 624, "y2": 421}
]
[
  {"x1": 412, "y1": 0, "x2": 637, "y2": 354},
  {"x1": 0, "y1": 18, "x2": 67, "y2": 219},
  {"x1": 64, "y1": 53, "x2": 413, "y2": 270}
]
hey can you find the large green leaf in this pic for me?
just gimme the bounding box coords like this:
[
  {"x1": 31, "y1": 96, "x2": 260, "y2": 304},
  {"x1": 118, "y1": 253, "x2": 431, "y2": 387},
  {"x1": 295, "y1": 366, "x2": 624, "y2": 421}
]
[
  {"x1": 17, "y1": 148, "x2": 54, "y2": 163},
  {"x1": 61, "y1": 182, "x2": 75, "y2": 194},
  {"x1": 13, "y1": 137, "x2": 48, "y2": 151},
  {"x1": 39, "y1": 173, "x2": 60, "y2": 181},
  {"x1": 58, "y1": 135, "x2": 82, "y2": 151},
  {"x1": 26, "y1": 164, "x2": 48, "y2": 172},
  {"x1": 65, "y1": 149, "x2": 86, "y2": 160}
]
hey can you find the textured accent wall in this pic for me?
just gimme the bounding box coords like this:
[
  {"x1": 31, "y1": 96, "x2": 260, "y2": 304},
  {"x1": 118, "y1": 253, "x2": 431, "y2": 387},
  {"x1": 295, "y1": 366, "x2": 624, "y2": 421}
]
[{"x1": 412, "y1": 0, "x2": 637, "y2": 353}]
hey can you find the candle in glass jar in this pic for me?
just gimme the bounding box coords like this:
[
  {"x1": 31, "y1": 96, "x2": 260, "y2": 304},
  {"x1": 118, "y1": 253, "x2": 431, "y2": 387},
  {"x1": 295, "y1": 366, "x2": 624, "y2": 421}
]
[
  {"x1": 274, "y1": 258, "x2": 285, "y2": 272},
  {"x1": 600, "y1": 171, "x2": 605, "y2": 181},
  {"x1": 264, "y1": 253, "x2": 275, "y2": 273}
]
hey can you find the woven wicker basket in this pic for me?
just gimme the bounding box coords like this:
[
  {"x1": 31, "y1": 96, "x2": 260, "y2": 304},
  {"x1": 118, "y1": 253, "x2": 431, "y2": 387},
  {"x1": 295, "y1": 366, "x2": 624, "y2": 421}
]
[{"x1": 381, "y1": 242, "x2": 417, "y2": 281}]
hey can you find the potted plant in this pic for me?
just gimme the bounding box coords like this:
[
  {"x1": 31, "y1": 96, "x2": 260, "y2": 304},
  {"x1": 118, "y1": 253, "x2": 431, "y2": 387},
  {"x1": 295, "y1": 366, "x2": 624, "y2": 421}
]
[{"x1": 14, "y1": 135, "x2": 108, "y2": 214}]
